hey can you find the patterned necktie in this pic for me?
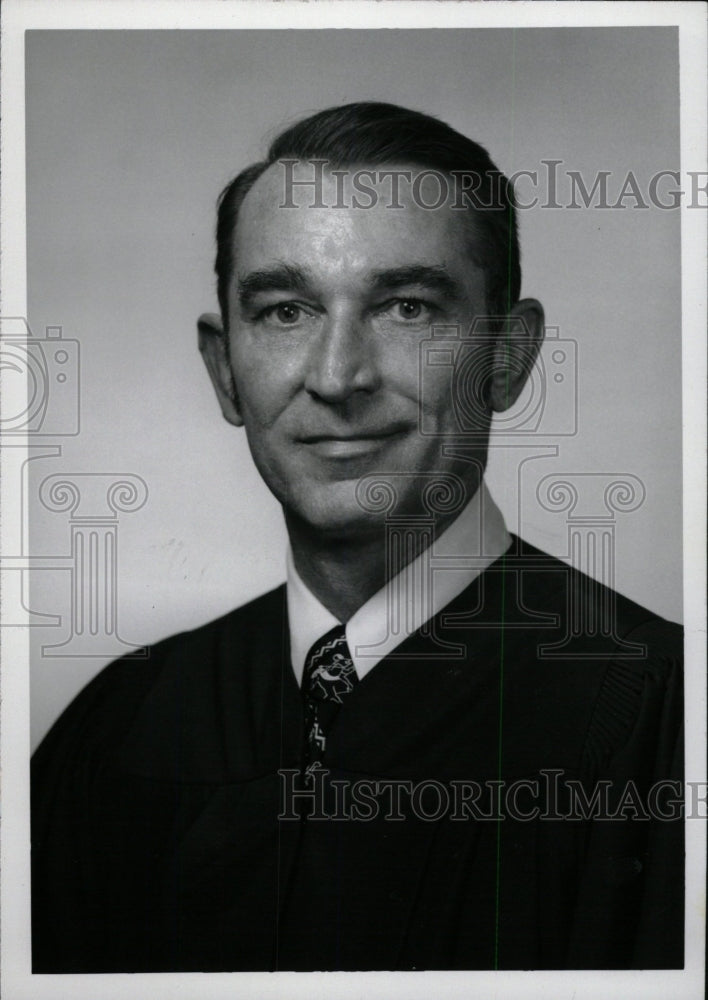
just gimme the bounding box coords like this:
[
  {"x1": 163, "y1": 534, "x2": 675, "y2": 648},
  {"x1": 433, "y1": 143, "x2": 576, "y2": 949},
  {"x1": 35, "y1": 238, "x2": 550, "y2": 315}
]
[{"x1": 302, "y1": 624, "x2": 359, "y2": 767}]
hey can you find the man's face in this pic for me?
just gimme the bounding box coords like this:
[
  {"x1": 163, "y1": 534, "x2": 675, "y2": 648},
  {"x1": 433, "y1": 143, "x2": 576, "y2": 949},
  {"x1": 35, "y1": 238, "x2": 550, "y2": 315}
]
[{"x1": 219, "y1": 162, "x2": 498, "y2": 538}]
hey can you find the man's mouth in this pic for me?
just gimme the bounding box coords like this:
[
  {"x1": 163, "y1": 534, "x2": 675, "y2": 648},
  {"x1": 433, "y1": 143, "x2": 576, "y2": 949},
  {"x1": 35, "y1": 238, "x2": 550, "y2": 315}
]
[{"x1": 299, "y1": 427, "x2": 408, "y2": 457}]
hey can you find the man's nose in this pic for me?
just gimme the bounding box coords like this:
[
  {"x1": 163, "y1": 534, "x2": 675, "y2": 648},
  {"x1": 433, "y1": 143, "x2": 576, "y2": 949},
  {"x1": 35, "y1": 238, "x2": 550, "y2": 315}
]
[{"x1": 304, "y1": 309, "x2": 380, "y2": 403}]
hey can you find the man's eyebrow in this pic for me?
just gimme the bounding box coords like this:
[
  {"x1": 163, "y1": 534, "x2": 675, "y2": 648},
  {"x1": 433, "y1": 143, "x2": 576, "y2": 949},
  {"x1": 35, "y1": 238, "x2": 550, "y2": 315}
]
[
  {"x1": 368, "y1": 265, "x2": 463, "y2": 298},
  {"x1": 237, "y1": 264, "x2": 313, "y2": 306},
  {"x1": 237, "y1": 262, "x2": 465, "y2": 307}
]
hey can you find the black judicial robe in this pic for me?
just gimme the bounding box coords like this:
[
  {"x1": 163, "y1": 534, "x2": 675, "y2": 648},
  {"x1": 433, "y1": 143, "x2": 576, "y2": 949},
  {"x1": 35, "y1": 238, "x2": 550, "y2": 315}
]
[{"x1": 31, "y1": 537, "x2": 683, "y2": 972}]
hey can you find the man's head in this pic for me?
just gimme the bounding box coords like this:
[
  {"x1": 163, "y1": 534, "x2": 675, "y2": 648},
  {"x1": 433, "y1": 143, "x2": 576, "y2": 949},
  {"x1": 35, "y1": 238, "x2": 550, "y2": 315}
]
[
  {"x1": 199, "y1": 102, "x2": 543, "y2": 541},
  {"x1": 213, "y1": 102, "x2": 521, "y2": 330}
]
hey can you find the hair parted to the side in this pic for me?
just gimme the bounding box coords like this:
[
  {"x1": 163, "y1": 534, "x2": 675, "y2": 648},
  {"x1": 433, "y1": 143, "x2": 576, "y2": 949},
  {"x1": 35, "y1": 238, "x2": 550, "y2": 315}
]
[{"x1": 215, "y1": 102, "x2": 521, "y2": 328}]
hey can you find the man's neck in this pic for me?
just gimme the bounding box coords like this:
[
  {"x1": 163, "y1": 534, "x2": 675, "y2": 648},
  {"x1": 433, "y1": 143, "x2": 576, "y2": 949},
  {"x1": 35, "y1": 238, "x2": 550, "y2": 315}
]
[{"x1": 286, "y1": 507, "x2": 466, "y2": 623}]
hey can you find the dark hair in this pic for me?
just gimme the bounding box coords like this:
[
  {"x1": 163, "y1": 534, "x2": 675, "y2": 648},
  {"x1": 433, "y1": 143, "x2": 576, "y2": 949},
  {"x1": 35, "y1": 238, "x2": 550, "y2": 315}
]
[{"x1": 215, "y1": 102, "x2": 521, "y2": 326}]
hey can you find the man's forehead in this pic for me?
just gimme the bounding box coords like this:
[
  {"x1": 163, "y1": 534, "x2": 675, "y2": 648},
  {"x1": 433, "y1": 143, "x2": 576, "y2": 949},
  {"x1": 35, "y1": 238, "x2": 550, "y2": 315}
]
[{"x1": 234, "y1": 159, "x2": 483, "y2": 276}]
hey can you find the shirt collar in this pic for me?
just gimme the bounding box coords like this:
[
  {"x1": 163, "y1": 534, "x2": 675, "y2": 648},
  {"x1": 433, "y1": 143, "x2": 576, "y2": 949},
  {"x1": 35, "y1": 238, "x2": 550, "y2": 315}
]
[{"x1": 287, "y1": 480, "x2": 510, "y2": 685}]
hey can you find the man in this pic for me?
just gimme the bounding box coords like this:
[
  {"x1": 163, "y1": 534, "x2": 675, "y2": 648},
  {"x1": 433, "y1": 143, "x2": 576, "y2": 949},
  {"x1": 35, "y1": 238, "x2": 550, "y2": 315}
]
[{"x1": 31, "y1": 102, "x2": 683, "y2": 972}]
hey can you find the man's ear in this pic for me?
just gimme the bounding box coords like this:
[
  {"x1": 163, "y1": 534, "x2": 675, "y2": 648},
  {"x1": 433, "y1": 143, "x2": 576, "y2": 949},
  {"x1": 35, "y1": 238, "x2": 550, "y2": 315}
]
[
  {"x1": 488, "y1": 298, "x2": 545, "y2": 413},
  {"x1": 197, "y1": 312, "x2": 243, "y2": 427}
]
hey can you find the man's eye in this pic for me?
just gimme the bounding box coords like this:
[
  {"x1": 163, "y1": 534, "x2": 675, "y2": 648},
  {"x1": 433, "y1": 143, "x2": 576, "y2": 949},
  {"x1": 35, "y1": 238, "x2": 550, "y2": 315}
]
[
  {"x1": 387, "y1": 299, "x2": 433, "y2": 322},
  {"x1": 265, "y1": 302, "x2": 303, "y2": 325}
]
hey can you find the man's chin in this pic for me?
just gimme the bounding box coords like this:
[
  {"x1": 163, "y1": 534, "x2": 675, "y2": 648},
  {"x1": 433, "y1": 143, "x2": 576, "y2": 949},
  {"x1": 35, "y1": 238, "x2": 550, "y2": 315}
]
[{"x1": 283, "y1": 486, "x2": 390, "y2": 543}]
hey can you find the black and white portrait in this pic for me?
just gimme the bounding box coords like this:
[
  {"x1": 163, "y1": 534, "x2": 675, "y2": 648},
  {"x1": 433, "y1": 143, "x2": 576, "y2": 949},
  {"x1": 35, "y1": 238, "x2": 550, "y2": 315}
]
[{"x1": 1, "y1": 4, "x2": 704, "y2": 999}]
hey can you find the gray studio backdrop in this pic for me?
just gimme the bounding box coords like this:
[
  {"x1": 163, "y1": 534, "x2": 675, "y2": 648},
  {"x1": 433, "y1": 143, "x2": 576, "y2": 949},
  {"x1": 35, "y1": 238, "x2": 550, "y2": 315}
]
[{"x1": 25, "y1": 28, "x2": 682, "y2": 749}]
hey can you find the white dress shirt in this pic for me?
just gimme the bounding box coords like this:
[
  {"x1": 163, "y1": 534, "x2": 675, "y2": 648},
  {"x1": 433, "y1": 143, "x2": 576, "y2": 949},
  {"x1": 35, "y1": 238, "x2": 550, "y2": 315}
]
[{"x1": 287, "y1": 481, "x2": 511, "y2": 685}]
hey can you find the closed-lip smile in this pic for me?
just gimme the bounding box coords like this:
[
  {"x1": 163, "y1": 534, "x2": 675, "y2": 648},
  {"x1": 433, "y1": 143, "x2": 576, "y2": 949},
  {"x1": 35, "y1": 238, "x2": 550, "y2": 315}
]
[
  {"x1": 299, "y1": 427, "x2": 407, "y2": 456},
  {"x1": 301, "y1": 429, "x2": 404, "y2": 443}
]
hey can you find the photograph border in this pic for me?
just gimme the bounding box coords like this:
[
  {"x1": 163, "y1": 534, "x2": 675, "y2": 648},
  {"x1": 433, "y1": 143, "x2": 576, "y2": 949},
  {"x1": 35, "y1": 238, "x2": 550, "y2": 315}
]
[{"x1": 1, "y1": 3, "x2": 705, "y2": 999}]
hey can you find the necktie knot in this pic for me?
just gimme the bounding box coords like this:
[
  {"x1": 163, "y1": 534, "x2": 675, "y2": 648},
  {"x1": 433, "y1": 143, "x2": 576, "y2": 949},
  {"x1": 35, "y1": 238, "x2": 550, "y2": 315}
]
[
  {"x1": 302, "y1": 624, "x2": 358, "y2": 765},
  {"x1": 304, "y1": 624, "x2": 358, "y2": 704}
]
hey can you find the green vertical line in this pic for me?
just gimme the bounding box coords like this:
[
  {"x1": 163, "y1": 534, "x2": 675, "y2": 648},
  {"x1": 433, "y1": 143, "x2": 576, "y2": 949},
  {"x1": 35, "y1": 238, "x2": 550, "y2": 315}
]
[
  {"x1": 494, "y1": 26, "x2": 517, "y2": 972},
  {"x1": 494, "y1": 552, "x2": 507, "y2": 970}
]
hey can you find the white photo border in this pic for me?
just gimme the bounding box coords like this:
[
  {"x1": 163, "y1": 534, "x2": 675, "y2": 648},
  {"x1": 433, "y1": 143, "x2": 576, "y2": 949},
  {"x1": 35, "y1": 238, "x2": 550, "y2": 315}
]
[{"x1": 1, "y1": 3, "x2": 705, "y2": 999}]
